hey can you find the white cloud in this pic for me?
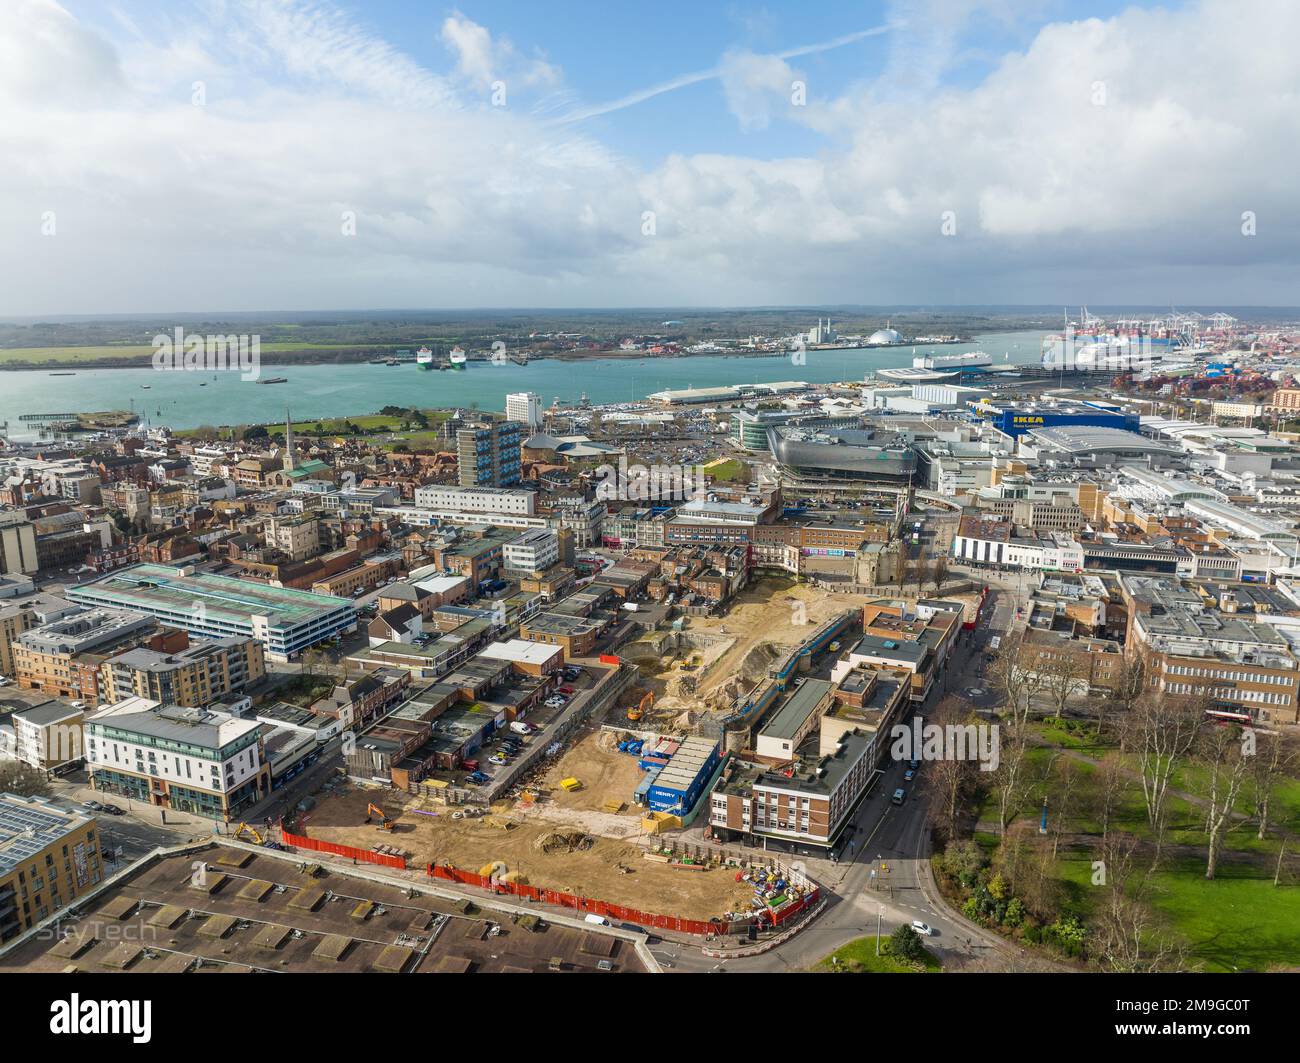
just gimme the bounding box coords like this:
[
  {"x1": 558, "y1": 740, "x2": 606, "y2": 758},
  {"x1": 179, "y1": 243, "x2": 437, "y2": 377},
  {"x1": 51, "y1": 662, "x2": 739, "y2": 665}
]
[
  {"x1": 440, "y1": 11, "x2": 559, "y2": 92},
  {"x1": 0, "y1": 0, "x2": 1298, "y2": 314}
]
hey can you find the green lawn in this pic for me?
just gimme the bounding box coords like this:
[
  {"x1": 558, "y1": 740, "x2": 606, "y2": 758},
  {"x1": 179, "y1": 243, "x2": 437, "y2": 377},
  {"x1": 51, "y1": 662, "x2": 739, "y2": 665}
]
[
  {"x1": 974, "y1": 740, "x2": 1300, "y2": 971},
  {"x1": 814, "y1": 937, "x2": 943, "y2": 973}
]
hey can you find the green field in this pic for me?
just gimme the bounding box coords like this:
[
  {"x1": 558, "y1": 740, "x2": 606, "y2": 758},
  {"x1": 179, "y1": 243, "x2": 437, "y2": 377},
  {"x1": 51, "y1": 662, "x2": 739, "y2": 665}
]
[{"x1": 0, "y1": 342, "x2": 399, "y2": 367}]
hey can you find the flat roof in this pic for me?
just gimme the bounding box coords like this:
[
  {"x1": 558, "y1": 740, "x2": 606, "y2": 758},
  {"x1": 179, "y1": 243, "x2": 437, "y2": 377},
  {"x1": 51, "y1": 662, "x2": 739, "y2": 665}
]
[
  {"x1": 479, "y1": 639, "x2": 560, "y2": 666},
  {"x1": 0, "y1": 794, "x2": 92, "y2": 877},
  {"x1": 0, "y1": 846, "x2": 650, "y2": 974},
  {"x1": 651, "y1": 736, "x2": 719, "y2": 795},
  {"x1": 759, "y1": 679, "x2": 832, "y2": 741},
  {"x1": 70, "y1": 564, "x2": 351, "y2": 628}
]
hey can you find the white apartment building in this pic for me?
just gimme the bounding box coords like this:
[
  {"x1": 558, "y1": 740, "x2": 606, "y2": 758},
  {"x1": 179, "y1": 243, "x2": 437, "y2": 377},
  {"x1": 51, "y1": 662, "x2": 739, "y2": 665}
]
[
  {"x1": 503, "y1": 529, "x2": 560, "y2": 573},
  {"x1": 412, "y1": 485, "x2": 536, "y2": 516},
  {"x1": 505, "y1": 392, "x2": 544, "y2": 431},
  {"x1": 12, "y1": 702, "x2": 85, "y2": 774},
  {"x1": 85, "y1": 697, "x2": 270, "y2": 821}
]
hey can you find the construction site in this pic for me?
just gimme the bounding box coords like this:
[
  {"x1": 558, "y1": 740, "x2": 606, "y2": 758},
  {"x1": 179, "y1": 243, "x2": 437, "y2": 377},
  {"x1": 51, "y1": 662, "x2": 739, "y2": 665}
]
[
  {"x1": 295, "y1": 769, "x2": 758, "y2": 922},
  {"x1": 619, "y1": 575, "x2": 891, "y2": 729},
  {"x1": 276, "y1": 577, "x2": 931, "y2": 929}
]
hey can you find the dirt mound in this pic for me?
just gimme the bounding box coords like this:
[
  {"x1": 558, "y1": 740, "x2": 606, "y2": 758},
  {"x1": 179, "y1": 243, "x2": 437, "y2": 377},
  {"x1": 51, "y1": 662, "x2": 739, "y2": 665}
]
[{"x1": 535, "y1": 830, "x2": 595, "y2": 854}]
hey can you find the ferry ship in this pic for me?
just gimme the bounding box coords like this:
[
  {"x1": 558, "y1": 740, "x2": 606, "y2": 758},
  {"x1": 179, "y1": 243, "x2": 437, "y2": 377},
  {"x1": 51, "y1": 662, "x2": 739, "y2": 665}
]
[
  {"x1": 912, "y1": 350, "x2": 992, "y2": 372},
  {"x1": 416, "y1": 346, "x2": 434, "y2": 371},
  {"x1": 448, "y1": 346, "x2": 467, "y2": 370}
]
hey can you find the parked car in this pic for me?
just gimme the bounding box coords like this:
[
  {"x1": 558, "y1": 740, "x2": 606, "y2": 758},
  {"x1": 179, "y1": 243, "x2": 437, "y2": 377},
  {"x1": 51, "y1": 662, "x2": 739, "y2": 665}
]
[
  {"x1": 468, "y1": 771, "x2": 490, "y2": 784},
  {"x1": 489, "y1": 753, "x2": 509, "y2": 764},
  {"x1": 100, "y1": 804, "x2": 125, "y2": 816},
  {"x1": 510, "y1": 721, "x2": 533, "y2": 735},
  {"x1": 557, "y1": 685, "x2": 575, "y2": 696},
  {"x1": 81, "y1": 800, "x2": 104, "y2": 811}
]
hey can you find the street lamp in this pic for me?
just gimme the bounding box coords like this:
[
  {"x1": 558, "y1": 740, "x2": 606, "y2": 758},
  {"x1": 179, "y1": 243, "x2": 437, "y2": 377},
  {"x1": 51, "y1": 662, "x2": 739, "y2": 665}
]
[{"x1": 876, "y1": 905, "x2": 885, "y2": 956}]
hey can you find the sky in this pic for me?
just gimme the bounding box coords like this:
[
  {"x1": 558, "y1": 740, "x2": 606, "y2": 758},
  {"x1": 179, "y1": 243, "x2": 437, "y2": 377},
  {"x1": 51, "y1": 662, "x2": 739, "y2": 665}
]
[{"x1": 1, "y1": 0, "x2": 1297, "y2": 315}]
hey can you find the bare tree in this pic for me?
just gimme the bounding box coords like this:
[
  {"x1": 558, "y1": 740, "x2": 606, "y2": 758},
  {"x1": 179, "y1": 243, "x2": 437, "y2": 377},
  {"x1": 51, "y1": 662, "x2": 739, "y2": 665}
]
[
  {"x1": 1092, "y1": 830, "x2": 1188, "y2": 972},
  {"x1": 0, "y1": 762, "x2": 51, "y2": 798},
  {"x1": 1048, "y1": 754, "x2": 1083, "y2": 860},
  {"x1": 988, "y1": 633, "x2": 1047, "y2": 835},
  {"x1": 925, "y1": 696, "x2": 982, "y2": 844},
  {"x1": 929, "y1": 554, "x2": 950, "y2": 596},
  {"x1": 1252, "y1": 730, "x2": 1298, "y2": 840},
  {"x1": 1199, "y1": 723, "x2": 1252, "y2": 880},
  {"x1": 1127, "y1": 694, "x2": 1202, "y2": 869},
  {"x1": 1032, "y1": 643, "x2": 1087, "y2": 721},
  {"x1": 1101, "y1": 650, "x2": 1147, "y2": 742},
  {"x1": 1086, "y1": 753, "x2": 1132, "y2": 844}
]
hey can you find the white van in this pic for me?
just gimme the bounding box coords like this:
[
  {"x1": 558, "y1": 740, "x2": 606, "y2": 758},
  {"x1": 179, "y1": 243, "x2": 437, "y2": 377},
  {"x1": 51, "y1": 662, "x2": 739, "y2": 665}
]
[
  {"x1": 584, "y1": 914, "x2": 609, "y2": 926},
  {"x1": 510, "y1": 721, "x2": 533, "y2": 735}
]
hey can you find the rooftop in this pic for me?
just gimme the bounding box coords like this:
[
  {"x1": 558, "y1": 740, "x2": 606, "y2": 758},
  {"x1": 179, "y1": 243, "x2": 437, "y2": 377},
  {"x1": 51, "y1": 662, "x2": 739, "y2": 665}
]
[
  {"x1": 0, "y1": 845, "x2": 651, "y2": 974},
  {"x1": 70, "y1": 564, "x2": 352, "y2": 627},
  {"x1": 0, "y1": 793, "x2": 92, "y2": 877}
]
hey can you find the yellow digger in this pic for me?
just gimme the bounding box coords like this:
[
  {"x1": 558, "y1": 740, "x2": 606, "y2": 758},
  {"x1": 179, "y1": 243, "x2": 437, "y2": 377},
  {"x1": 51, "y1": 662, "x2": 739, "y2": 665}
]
[
  {"x1": 626, "y1": 690, "x2": 654, "y2": 722},
  {"x1": 233, "y1": 822, "x2": 264, "y2": 845}
]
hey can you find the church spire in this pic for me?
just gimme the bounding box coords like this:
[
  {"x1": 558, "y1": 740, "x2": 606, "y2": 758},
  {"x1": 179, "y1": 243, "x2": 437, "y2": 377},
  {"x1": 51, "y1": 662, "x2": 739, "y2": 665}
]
[{"x1": 283, "y1": 406, "x2": 296, "y2": 471}]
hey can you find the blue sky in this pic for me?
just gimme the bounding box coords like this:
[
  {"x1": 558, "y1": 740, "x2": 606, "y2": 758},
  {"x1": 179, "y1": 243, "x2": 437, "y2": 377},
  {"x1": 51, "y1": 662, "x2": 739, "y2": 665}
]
[{"x1": 4, "y1": 0, "x2": 1298, "y2": 313}]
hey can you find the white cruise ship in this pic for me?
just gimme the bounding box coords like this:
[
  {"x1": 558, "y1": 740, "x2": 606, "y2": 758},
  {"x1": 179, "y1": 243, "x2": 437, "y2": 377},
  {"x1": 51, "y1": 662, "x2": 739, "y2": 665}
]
[
  {"x1": 448, "y1": 346, "x2": 467, "y2": 370},
  {"x1": 415, "y1": 346, "x2": 434, "y2": 370},
  {"x1": 912, "y1": 350, "x2": 992, "y2": 371}
]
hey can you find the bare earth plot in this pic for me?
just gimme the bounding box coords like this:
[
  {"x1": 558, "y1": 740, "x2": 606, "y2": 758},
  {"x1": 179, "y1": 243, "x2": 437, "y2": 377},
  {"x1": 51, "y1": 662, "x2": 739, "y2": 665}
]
[
  {"x1": 624, "y1": 576, "x2": 886, "y2": 712},
  {"x1": 299, "y1": 785, "x2": 752, "y2": 921}
]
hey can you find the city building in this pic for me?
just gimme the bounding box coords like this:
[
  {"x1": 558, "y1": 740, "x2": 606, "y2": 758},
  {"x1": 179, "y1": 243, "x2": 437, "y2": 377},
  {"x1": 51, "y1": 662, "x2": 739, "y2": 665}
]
[
  {"x1": 0, "y1": 794, "x2": 103, "y2": 942},
  {"x1": 503, "y1": 529, "x2": 560, "y2": 574},
  {"x1": 13, "y1": 608, "x2": 161, "y2": 700},
  {"x1": 98, "y1": 637, "x2": 266, "y2": 707},
  {"x1": 10, "y1": 701, "x2": 86, "y2": 774},
  {"x1": 457, "y1": 422, "x2": 523, "y2": 488},
  {"x1": 68, "y1": 564, "x2": 357, "y2": 662},
  {"x1": 412, "y1": 485, "x2": 536, "y2": 515},
  {"x1": 505, "y1": 392, "x2": 544, "y2": 431},
  {"x1": 86, "y1": 697, "x2": 271, "y2": 820}
]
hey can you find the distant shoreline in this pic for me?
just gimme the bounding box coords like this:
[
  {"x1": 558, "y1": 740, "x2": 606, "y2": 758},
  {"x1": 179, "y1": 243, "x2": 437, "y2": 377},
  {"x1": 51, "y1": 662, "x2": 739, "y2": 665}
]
[{"x1": 0, "y1": 339, "x2": 976, "y2": 372}]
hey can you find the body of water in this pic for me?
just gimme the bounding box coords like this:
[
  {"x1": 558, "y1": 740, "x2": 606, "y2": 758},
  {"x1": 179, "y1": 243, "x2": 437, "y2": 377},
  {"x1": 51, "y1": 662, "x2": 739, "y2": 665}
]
[{"x1": 1, "y1": 330, "x2": 1048, "y2": 435}]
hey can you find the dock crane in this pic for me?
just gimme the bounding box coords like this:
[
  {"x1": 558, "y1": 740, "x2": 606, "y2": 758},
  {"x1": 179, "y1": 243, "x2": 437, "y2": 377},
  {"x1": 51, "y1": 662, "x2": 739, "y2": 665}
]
[{"x1": 366, "y1": 803, "x2": 395, "y2": 832}]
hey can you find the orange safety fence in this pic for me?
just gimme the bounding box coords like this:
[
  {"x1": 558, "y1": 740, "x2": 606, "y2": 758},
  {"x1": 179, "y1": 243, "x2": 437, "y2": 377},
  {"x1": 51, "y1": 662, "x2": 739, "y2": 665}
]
[
  {"x1": 280, "y1": 828, "x2": 407, "y2": 870},
  {"x1": 424, "y1": 862, "x2": 818, "y2": 937}
]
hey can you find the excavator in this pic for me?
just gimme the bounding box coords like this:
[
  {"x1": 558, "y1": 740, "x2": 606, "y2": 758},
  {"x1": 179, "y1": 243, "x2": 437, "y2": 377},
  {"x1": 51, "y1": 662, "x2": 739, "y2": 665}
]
[
  {"x1": 233, "y1": 822, "x2": 264, "y2": 845},
  {"x1": 626, "y1": 690, "x2": 654, "y2": 722},
  {"x1": 365, "y1": 803, "x2": 395, "y2": 832}
]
